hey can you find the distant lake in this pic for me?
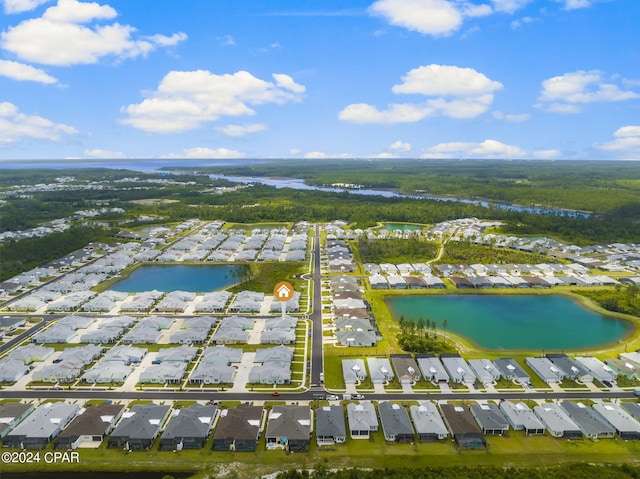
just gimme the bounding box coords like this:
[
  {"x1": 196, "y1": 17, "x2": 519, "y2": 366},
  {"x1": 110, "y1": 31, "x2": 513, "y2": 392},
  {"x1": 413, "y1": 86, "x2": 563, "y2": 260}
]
[
  {"x1": 383, "y1": 223, "x2": 423, "y2": 231},
  {"x1": 386, "y1": 294, "x2": 633, "y2": 351},
  {"x1": 109, "y1": 265, "x2": 245, "y2": 292}
]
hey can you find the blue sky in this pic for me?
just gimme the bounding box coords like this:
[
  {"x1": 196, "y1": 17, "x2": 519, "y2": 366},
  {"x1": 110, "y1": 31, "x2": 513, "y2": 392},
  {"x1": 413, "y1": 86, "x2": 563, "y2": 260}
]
[{"x1": 0, "y1": 0, "x2": 638, "y2": 161}]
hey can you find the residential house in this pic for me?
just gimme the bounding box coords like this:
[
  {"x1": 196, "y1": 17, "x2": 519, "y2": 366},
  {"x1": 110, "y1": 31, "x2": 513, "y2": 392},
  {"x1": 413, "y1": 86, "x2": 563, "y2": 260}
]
[
  {"x1": 409, "y1": 402, "x2": 449, "y2": 441},
  {"x1": 4, "y1": 402, "x2": 80, "y2": 449},
  {"x1": 470, "y1": 403, "x2": 509, "y2": 436},
  {"x1": 159, "y1": 404, "x2": 217, "y2": 450},
  {"x1": 0, "y1": 403, "x2": 35, "y2": 439},
  {"x1": 346, "y1": 402, "x2": 378, "y2": 439},
  {"x1": 54, "y1": 403, "x2": 124, "y2": 449},
  {"x1": 265, "y1": 405, "x2": 311, "y2": 452},
  {"x1": 316, "y1": 405, "x2": 347, "y2": 445},
  {"x1": 439, "y1": 404, "x2": 486, "y2": 449},
  {"x1": 378, "y1": 402, "x2": 414, "y2": 443},
  {"x1": 108, "y1": 403, "x2": 171, "y2": 450},
  {"x1": 499, "y1": 401, "x2": 545, "y2": 435},
  {"x1": 212, "y1": 405, "x2": 263, "y2": 451}
]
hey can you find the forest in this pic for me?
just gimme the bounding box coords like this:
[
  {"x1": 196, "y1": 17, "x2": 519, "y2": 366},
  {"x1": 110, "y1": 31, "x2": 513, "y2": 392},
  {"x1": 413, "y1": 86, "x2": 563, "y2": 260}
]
[
  {"x1": 274, "y1": 463, "x2": 640, "y2": 479},
  {"x1": 186, "y1": 159, "x2": 640, "y2": 214}
]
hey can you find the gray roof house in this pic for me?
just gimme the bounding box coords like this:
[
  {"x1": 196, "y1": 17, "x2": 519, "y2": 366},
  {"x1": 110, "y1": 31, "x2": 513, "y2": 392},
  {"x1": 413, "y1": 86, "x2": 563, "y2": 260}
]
[
  {"x1": 4, "y1": 402, "x2": 80, "y2": 449},
  {"x1": 80, "y1": 328, "x2": 123, "y2": 344},
  {"x1": 533, "y1": 403, "x2": 582, "y2": 439},
  {"x1": 0, "y1": 359, "x2": 29, "y2": 382},
  {"x1": 189, "y1": 363, "x2": 236, "y2": 385},
  {"x1": 441, "y1": 355, "x2": 476, "y2": 385},
  {"x1": 194, "y1": 291, "x2": 232, "y2": 312},
  {"x1": 493, "y1": 358, "x2": 530, "y2": 385},
  {"x1": 499, "y1": 401, "x2": 545, "y2": 435},
  {"x1": 57, "y1": 344, "x2": 104, "y2": 364},
  {"x1": 346, "y1": 401, "x2": 378, "y2": 439},
  {"x1": 416, "y1": 355, "x2": 449, "y2": 383},
  {"x1": 81, "y1": 361, "x2": 132, "y2": 384},
  {"x1": 102, "y1": 345, "x2": 147, "y2": 364},
  {"x1": 108, "y1": 403, "x2": 171, "y2": 450},
  {"x1": 621, "y1": 402, "x2": 640, "y2": 422},
  {"x1": 54, "y1": 403, "x2": 124, "y2": 449},
  {"x1": 260, "y1": 329, "x2": 296, "y2": 345},
  {"x1": 265, "y1": 405, "x2": 311, "y2": 452},
  {"x1": 337, "y1": 329, "x2": 376, "y2": 347},
  {"x1": 559, "y1": 401, "x2": 615, "y2": 439},
  {"x1": 342, "y1": 359, "x2": 367, "y2": 385},
  {"x1": 169, "y1": 328, "x2": 210, "y2": 345},
  {"x1": 592, "y1": 402, "x2": 640, "y2": 440},
  {"x1": 409, "y1": 402, "x2": 449, "y2": 441},
  {"x1": 33, "y1": 362, "x2": 83, "y2": 383},
  {"x1": 32, "y1": 324, "x2": 77, "y2": 343},
  {"x1": 526, "y1": 357, "x2": 565, "y2": 384},
  {"x1": 547, "y1": 354, "x2": 593, "y2": 383},
  {"x1": 7, "y1": 344, "x2": 54, "y2": 364},
  {"x1": 470, "y1": 403, "x2": 509, "y2": 436},
  {"x1": 0, "y1": 402, "x2": 35, "y2": 439},
  {"x1": 0, "y1": 316, "x2": 25, "y2": 332},
  {"x1": 155, "y1": 345, "x2": 198, "y2": 363},
  {"x1": 255, "y1": 345, "x2": 294, "y2": 365},
  {"x1": 316, "y1": 405, "x2": 347, "y2": 445},
  {"x1": 378, "y1": 402, "x2": 414, "y2": 443},
  {"x1": 159, "y1": 404, "x2": 217, "y2": 450},
  {"x1": 200, "y1": 345, "x2": 243, "y2": 365},
  {"x1": 121, "y1": 326, "x2": 163, "y2": 344},
  {"x1": 139, "y1": 362, "x2": 188, "y2": 384},
  {"x1": 468, "y1": 359, "x2": 501, "y2": 386},
  {"x1": 248, "y1": 364, "x2": 291, "y2": 384},
  {"x1": 213, "y1": 404, "x2": 263, "y2": 451},
  {"x1": 367, "y1": 357, "x2": 394, "y2": 384},
  {"x1": 574, "y1": 356, "x2": 618, "y2": 383}
]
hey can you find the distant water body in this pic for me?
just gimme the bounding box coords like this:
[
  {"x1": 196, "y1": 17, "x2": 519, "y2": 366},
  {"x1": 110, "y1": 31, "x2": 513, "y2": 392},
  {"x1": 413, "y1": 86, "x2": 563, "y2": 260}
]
[{"x1": 0, "y1": 158, "x2": 589, "y2": 217}]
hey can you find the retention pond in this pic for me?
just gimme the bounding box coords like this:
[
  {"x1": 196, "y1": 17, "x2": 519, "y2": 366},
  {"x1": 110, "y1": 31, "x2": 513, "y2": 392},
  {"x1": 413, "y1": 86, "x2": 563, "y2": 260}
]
[{"x1": 386, "y1": 294, "x2": 633, "y2": 351}]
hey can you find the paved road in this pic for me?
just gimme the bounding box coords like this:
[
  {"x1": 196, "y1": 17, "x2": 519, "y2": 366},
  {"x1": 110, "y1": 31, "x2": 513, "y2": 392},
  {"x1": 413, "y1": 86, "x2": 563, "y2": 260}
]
[
  {"x1": 309, "y1": 223, "x2": 323, "y2": 386},
  {"x1": 1, "y1": 389, "x2": 635, "y2": 402}
]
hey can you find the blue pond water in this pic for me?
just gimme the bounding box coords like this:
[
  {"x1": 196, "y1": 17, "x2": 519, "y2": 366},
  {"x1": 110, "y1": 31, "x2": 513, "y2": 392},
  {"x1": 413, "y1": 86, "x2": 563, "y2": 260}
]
[
  {"x1": 386, "y1": 294, "x2": 633, "y2": 351},
  {"x1": 109, "y1": 265, "x2": 245, "y2": 292}
]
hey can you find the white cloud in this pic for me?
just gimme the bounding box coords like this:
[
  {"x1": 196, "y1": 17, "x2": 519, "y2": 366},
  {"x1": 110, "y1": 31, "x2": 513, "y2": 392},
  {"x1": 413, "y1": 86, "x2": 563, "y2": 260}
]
[
  {"x1": 491, "y1": 0, "x2": 532, "y2": 14},
  {"x1": 0, "y1": 0, "x2": 187, "y2": 66},
  {"x1": 217, "y1": 34, "x2": 236, "y2": 46},
  {"x1": 0, "y1": 101, "x2": 77, "y2": 145},
  {"x1": 492, "y1": 111, "x2": 531, "y2": 122},
  {"x1": 593, "y1": 126, "x2": 640, "y2": 159},
  {"x1": 369, "y1": 0, "x2": 462, "y2": 36},
  {"x1": 303, "y1": 151, "x2": 352, "y2": 159},
  {"x1": 340, "y1": 64, "x2": 501, "y2": 123},
  {"x1": 511, "y1": 16, "x2": 536, "y2": 29},
  {"x1": 84, "y1": 148, "x2": 125, "y2": 158},
  {"x1": 0, "y1": 59, "x2": 57, "y2": 84},
  {"x1": 162, "y1": 147, "x2": 245, "y2": 159},
  {"x1": 289, "y1": 148, "x2": 301, "y2": 155},
  {"x1": 421, "y1": 139, "x2": 525, "y2": 158},
  {"x1": 556, "y1": 0, "x2": 593, "y2": 10},
  {"x1": 462, "y1": 3, "x2": 493, "y2": 17},
  {"x1": 3, "y1": 0, "x2": 50, "y2": 14},
  {"x1": 390, "y1": 140, "x2": 411, "y2": 152},
  {"x1": 538, "y1": 70, "x2": 640, "y2": 113},
  {"x1": 215, "y1": 123, "x2": 267, "y2": 137},
  {"x1": 367, "y1": 152, "x2": 399, "y2": 158},
  {"x1": 121, "y1": 70, "x2": 306, "y2": 133},
  {"x1": 392, "y1": 64, "x2": 503, "y2": 97}
]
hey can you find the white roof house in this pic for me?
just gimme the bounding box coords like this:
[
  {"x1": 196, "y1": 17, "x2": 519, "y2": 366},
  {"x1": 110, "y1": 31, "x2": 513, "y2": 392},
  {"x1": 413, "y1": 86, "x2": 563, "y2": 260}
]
[
  {"x1": 416, "y1": 356, "x2": 449, "y2": 383},
  {"x1": 575, "y1": 356, "x2": 617, "y2": 383},
  {"x1": 533, "y1": 403, "x2": 582, "y2": 439},
  {"x1": 499, "y1": 401, "x2": 545, "y2": 435},
  {"x1": 81, "y1": 361, "x2": 132, "y2": 383},
  {"x1": 139, "y1": 362, "x2": 187, "y2": 384},
  {"x1": 468, "y1": 359, "x2": 501, "y2": 385},
  {"x1": 367, "y1": 357, "x2": 394, "y2": 384},
  {"x1": 342, "y1": 359, "x2": 367, "y2": 384},
  {"x1": 8, "y1": 344, "x2": 54, "y2": 364},
  {"x1": 441, "y1": 356, "x2": 476, "y2": 385},
  {"x1": 592, "y1": 403, "x2": 640, "y2": 440},
  {"x1": 248, "y1": 364, "x2": 291, "y2": 384},
  {"x1": 410, "y1": 402, "x2": 448, "y2": 441},
  {"x1": 346, "y1": 401, "x2": 378, "y2": 439},
  {"x1": 189, "y1": 364, "x2": 236, "y2": 384},
  {"x1": 526, "y1": 357, "x2": 565, "y2": 384},
  {"x1": 155, "y1": 345, "x2": 198, "y2": 363},
  {"x1": 0, "y1": 359, "x2": 28, "y2": 382}
]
